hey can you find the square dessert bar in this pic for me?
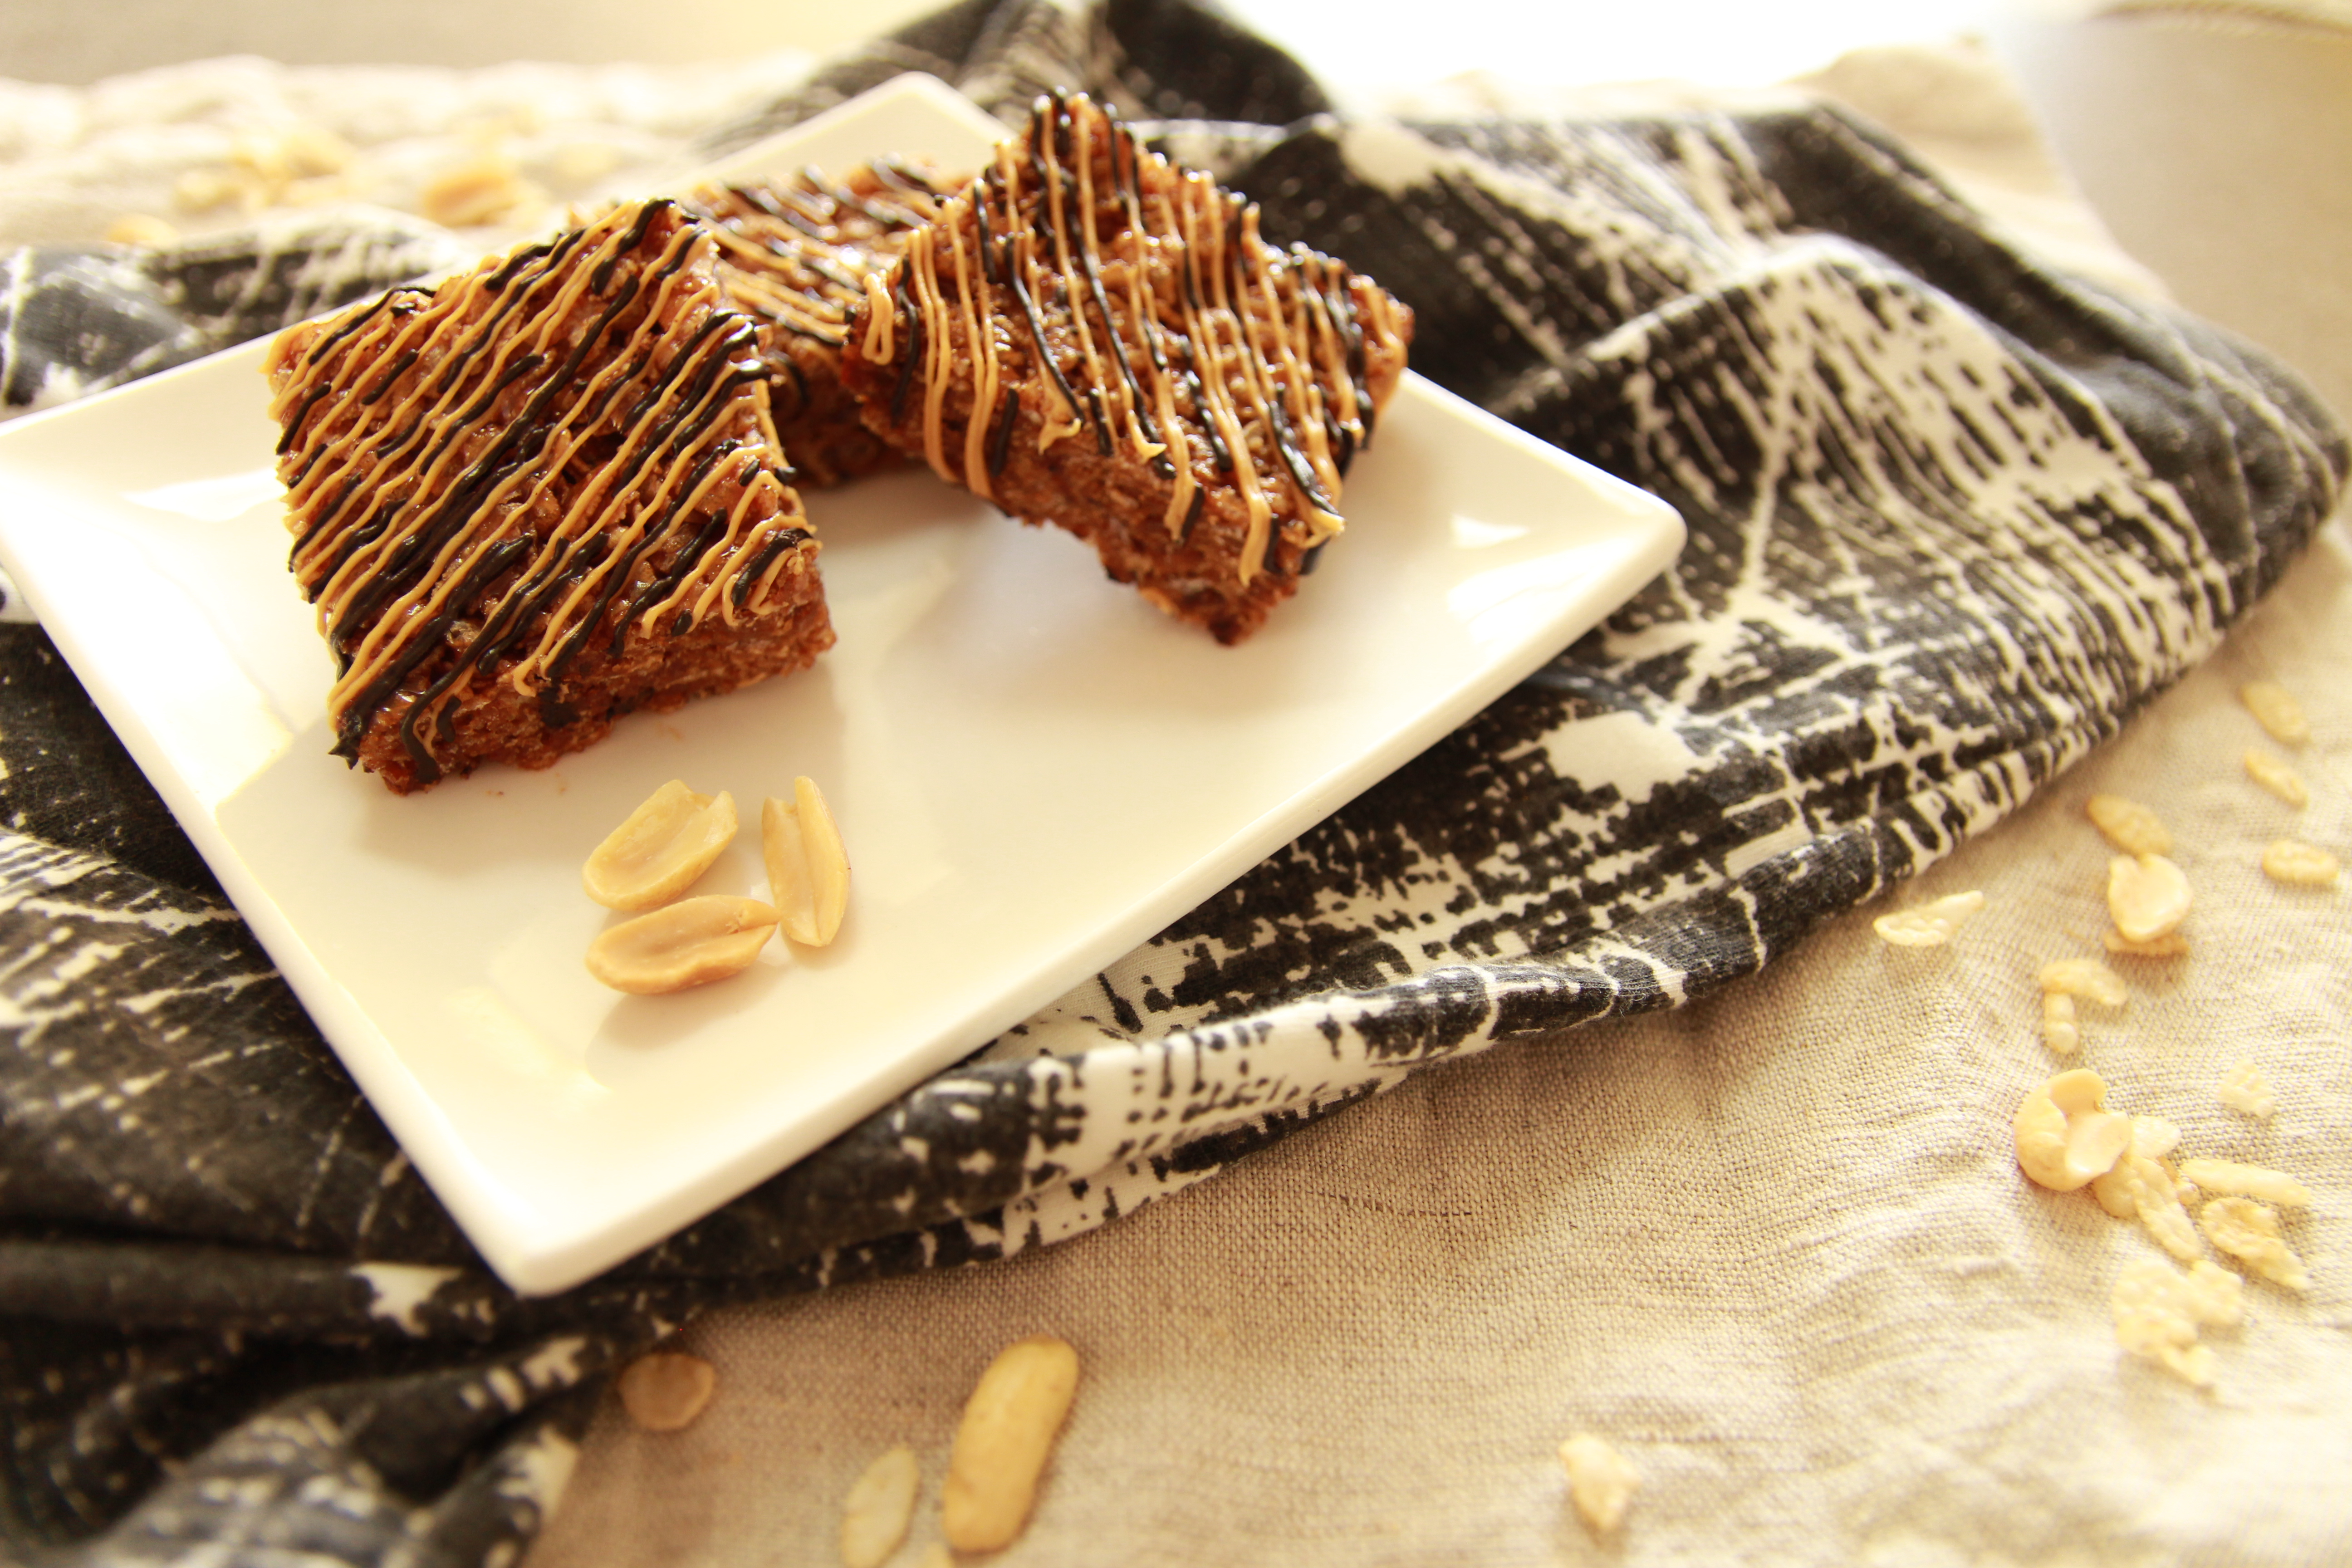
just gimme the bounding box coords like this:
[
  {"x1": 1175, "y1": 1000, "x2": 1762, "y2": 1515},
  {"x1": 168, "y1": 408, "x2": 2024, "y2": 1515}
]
[
  {"x1": 687, "y1": 161, "x2": 956, "y2": 489},
  {"x1": 265, "y1": 198, "x2": 833, "y2": 794},
  {"x1": 838, "y1": 93, "x2": 1414, "y2": 644}
]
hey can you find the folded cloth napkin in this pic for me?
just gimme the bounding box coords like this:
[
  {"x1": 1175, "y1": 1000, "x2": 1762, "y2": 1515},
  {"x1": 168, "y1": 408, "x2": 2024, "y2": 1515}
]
[{"x1": 0, "y1": 0, "x2": 2342, "y2": 1562}]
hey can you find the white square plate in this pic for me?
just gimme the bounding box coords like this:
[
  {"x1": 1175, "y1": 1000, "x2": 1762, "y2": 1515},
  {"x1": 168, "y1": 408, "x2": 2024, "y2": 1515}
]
[{"x1": 0, "y1": 75, "x2": 1681, "y2": 1293}]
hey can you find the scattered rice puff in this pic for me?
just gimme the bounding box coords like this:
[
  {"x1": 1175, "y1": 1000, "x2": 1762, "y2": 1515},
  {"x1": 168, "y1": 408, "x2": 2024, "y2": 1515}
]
[
  {"x1": 2177, "y1": 1158, "x2": 2312, "y2": 1208},
  {"x1": 2085, "y1": 794, "x2": 2172, "y2": 857},
  {"x1": 2199, "y1": 1197, "x2": 2310, "y2": 1291},
  {"x1": 421, "y1": 155, "x2": 537, "y2": 227},
  {"x1": 2038, "y1": 957, "x2": 2127, "y2": 1008},
  {"x1": 2106, "y1": 853, "x2": 2192, "y2": 943},
  {"x1": 1873, "y1": 888, "x2": 1986, "y2": 947},
  {"x1": 2113, "y1": 1257, "x2": 2243, "y2": 1388},
  {"x1": 1559, "y1": 1433, "x2": 1640, "y2": 1535},
  {"x1": 2239, "y1": 680, "x2": 2310, "y2": 746},
  {"x1": 105, "y1": 212, "x2": 180, "y2": 247},
  {"x1": 2041, "y1": 991, "x2": 2080, "y2": 1056},
  {"x1": 617, "y1": 1351, "x2": 718, "y2": 1432},
  {"x1": 2243, "y1": 748, "x2": 2310, "y2": 808},
  {"x1": 2103, "y1": 929, "x2": 2189, "y2": 958},
  {"x1": 2217, "y1": 1062, "x2": 2278, "y2": 1120},
  {"x1": 2129, "y1": 1115, "x2": 2181, "y2": 1160},
  {"x1": 2090, "y1": 1151, "x2": 2202, "y2": 1263},
  {"x1": 2261, "y1": 838, "x2": 2341, "y2": 887}
]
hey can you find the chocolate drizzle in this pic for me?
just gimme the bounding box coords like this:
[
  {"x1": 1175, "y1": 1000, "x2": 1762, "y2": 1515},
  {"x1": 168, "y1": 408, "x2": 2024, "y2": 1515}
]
[
  {"x1": 263, "y1": 198, "x2": 822, "y2": 786},
  {"x1": 986, "y1": 384, "x2": 1019, "y2": 478}
]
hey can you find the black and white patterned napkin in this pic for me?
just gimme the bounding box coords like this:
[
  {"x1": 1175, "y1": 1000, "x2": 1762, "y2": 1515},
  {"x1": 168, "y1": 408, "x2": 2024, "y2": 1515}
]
[{"x1": 2, "y1": 0, "x2": 2342, "y2": 1561}]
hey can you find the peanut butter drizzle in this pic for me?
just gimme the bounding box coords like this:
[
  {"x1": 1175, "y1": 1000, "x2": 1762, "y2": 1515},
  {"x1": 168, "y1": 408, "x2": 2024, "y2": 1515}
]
[
  {"x1": 906, "y1": 228, "x2": 948, "y2": 481},
  {"x1": 265, "y1": 199, "x2": 813, "y2": 783},
  {"x1": 945, "y1": 196, "x2": 1000, "y2": 503},
  {"x1": 1111, "y1": 133, "x2": 1196, "y2": 535},
  {"x1": 861, "y1": 272, "x2": 896, "y2": 361},
  {"x1": 861, "y1": 93, "x2": 1396, "y2": 589}
]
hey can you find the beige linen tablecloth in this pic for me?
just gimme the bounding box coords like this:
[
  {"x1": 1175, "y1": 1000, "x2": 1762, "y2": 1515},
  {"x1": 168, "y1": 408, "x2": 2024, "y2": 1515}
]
[{"x1": 520, "y1": 40, "x2": 2352, "y2": 1568}]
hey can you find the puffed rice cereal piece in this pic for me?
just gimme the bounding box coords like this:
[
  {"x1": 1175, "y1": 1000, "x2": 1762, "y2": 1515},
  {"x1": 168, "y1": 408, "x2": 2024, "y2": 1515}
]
[
  {"x1": 2200, "y1": 1196, "x2": 2310, "y2": 1290},
  {"x1": 2130, "y1": 1115, "x2": 2181, "y2": 1160},
  {"x1": 2086, "y1": 794, "x2": 2172, "y2": 857},
  {"x1": 2014, "y1": 1069, "x2": 2133, "y2": 1193},
  {"x1": 2113, "y1": 1258, "x2": 2241, "y2": 1387},
  {"x1": 618, "y1": 1351, "x2": 717, "y2": 1432},
  {"x1": 2217, "y1": 1062, "x2": 2278, "y2": 1120},
  {"x1": 1560, "y1": 1433, "x2": 1641, "y2": 1535},
  {"x1": 944, "y1": 1336, "x2": 1080, "y2": 1553},
  {"x1": 2090, "y1": 1150, "x2": 2202, "y2": 1263},
  {"x1": 2239, "y1": 680, "x2": 2310, "y2": 746},
  {"x1": 2042, "y1": 991, "x2": 2079, "y2": 1056},
  {"x1": 1874, "y1": 889, "x2": 1985, "y2": 947},
  {"x1": 2107, "y1": 853, "x2": 2192, "y2": 943},
  {"x1": 2243, "y1": 748, "x2": 2310, "y2": 808},
  {"x1": 104, "y1": 212, "x2": 180, "y2": 247},
  {"x1": 2178, "y1": 1158, "x2": 2313, "y2": 1208},
  {"x1": 2178, "y1": 1258, "x2": 2244, "y2": 1326},
  {"x1": 2039, "y1": 957, "x2": 2128, "y2": 1008},
  {"x1": 2261, "y1": 838, "x2": 2340, "y2": 887},
  {"x1": 421, "y1": 156, "x2": 532, "y2": 226}
]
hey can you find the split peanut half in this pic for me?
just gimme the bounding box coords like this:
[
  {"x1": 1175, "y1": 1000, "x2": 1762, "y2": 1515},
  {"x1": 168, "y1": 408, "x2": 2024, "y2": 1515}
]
[
  {"x1": 840, "y1": 1445, "x2": 920, "y2": 1568},
  {"x1": 617, "y1": 1351, "x2": 718, "y2": 1431},
  {"x1": 586, "y1": 896, "x2": 778, "y2": 995},
  {"x1": 583, "y1": 779, "x2": 738, "y2": 911},
  {"x1": 943, "y1": 1334, "x2": 1080, "y2": 1553},
  {"x1": 2014, "y1": 1068, "x2": 2132, "y2": 1192},
  {"x1": 764, "y1": 777, "x2": 850, "y2": 947}
]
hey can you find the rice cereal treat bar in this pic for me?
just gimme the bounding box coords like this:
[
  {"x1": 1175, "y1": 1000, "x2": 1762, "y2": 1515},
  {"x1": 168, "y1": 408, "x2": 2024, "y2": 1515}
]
[
  {"x1": 686, "y1": 161, "x2": 958, "y2": 488},
  {"x1": 840, "y1": 92, "x2": 1414, "y2": 644},
  {"x1": 265, "y1": 198, "x2": 833, "y2": 793}
]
